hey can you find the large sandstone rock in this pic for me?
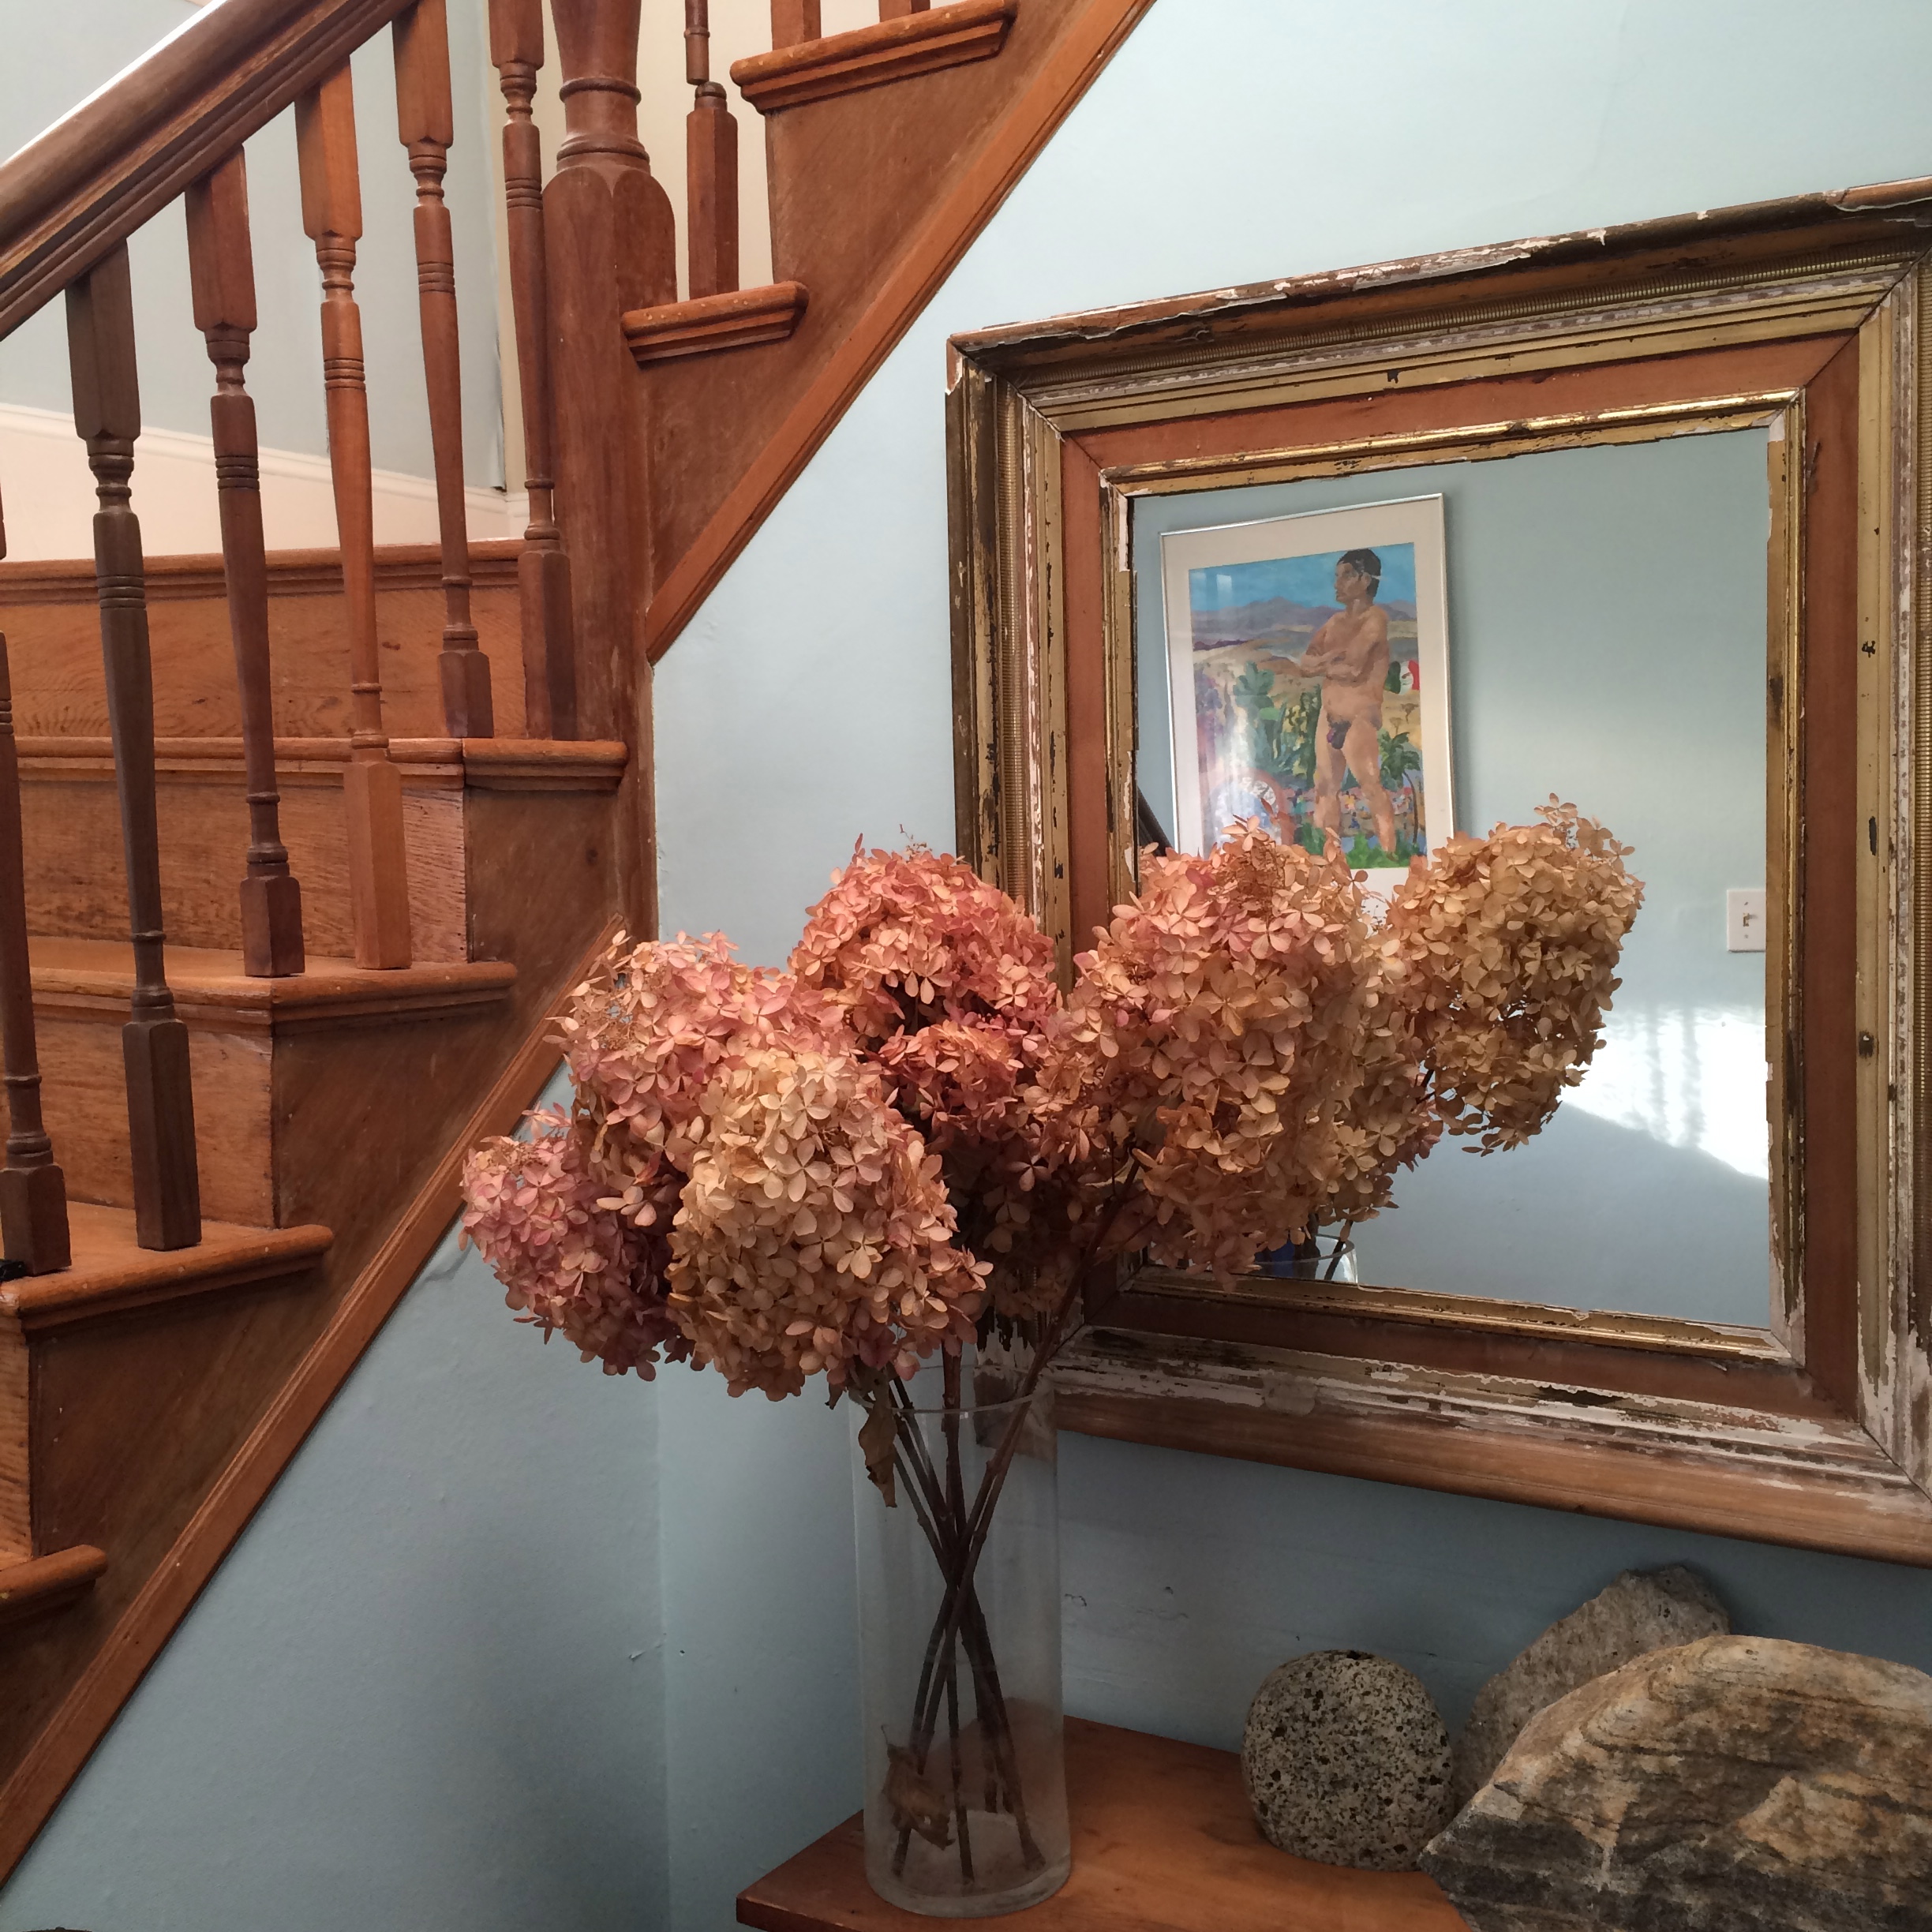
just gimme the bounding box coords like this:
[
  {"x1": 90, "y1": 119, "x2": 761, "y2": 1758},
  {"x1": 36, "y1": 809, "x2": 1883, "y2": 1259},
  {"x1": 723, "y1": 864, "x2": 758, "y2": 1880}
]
[
  {"x1": 1421, "y1": 1634, "x2": 1932, "y2": 1932},
  {"x1": 1241, "y1": 1649, "x2": 1453, "y2": 1870},
  {"x1": 1451, "y1": 1563, "x2": 1728, "y2": 1809}
]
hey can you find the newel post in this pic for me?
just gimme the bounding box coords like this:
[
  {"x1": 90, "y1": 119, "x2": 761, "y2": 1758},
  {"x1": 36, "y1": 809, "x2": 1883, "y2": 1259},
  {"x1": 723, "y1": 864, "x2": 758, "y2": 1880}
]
[
  {"x1": 546, "y1": 0, "x2": 672, "y2": 733},
  {"x1": 546, "y1": 0, "x2": 672, "y2": 930}
]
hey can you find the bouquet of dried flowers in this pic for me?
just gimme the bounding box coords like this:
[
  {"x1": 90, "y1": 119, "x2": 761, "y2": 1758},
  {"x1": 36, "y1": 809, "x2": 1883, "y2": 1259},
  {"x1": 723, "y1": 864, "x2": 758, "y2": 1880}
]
[{"x1": 461, "y1": 800, "x2": 1641, "y2": 1890}]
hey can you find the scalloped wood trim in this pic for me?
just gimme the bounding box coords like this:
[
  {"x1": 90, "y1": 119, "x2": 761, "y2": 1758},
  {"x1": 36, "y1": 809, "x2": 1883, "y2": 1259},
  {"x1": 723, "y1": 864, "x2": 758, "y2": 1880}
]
[
  {"x1": 625, "y1": 283, "x2": 811, "y2": 366},
  {"x1": 731, "y1": 0, "x2": 1016, "y2": 114},
  {"x1": 644, "y1": 0, "x2": 1158, "y2": 661},
  {"x1": 0, "y1": 919, "x2": 619, "y2": 1881},
  {"x1": 0, "y1": 1550, "x2": 106, "y2": 1629}
]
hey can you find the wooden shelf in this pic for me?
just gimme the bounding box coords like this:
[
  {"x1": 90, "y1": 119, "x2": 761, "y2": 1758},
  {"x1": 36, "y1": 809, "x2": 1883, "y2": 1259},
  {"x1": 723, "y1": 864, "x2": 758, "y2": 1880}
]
[{"x1": 738, "y1": 1718, "x2": 1470, "y2": 1930}]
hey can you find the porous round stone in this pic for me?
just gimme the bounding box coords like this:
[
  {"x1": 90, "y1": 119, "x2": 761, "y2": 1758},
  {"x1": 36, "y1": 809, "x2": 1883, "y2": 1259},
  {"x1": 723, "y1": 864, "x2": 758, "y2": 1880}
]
[{"x1": 1241, "y1": 1649, "x2": 1453, "y2": 1870}]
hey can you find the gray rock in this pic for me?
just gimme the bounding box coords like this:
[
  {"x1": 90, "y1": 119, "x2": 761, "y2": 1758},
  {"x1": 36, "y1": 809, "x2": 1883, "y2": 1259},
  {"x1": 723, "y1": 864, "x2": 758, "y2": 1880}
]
[
  {"x1": 1241, "y1": 1649, "x2": 1453, "y2": 1870},
  {"x1": 1421, "y1": 1634, "x2": 1932, "y2": 1932},
  {"x1": 1451, "y1": 1563, "x2": 1728, "y2": 1810}
]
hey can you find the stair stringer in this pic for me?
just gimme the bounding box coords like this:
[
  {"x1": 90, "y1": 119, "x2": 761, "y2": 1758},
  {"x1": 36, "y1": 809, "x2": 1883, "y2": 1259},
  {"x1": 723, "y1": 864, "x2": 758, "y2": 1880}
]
[
  {"x1": 639, "y1": 0, "x2": 1156, "y2": 655},
  {"x1": 0, "y1": 889, "x2": 625, "y2": 1881}
]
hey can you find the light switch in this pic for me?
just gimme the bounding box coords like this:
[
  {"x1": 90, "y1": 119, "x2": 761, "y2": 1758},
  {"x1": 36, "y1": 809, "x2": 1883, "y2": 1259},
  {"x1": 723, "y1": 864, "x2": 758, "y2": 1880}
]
[{"x1": 1727, "y1": 888, "x2": 1766, "y2": 953}]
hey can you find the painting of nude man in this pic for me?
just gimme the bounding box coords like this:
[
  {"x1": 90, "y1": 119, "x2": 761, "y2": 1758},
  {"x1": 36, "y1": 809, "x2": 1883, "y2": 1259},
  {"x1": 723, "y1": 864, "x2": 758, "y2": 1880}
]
[{"x1": 1158, "y1": 496, "x2": 1453, "y2": 883}]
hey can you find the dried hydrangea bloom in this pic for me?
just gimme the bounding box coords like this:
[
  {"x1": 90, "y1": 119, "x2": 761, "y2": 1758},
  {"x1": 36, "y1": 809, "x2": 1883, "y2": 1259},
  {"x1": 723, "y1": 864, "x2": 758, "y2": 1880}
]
[
  {"x1": 557, "y1": 931, "x2": 845, "y2": 1177},
  {"x1": 460, "y1": 1106, "x2": 685, "y2": 1378},
  {"x1": 790, "y1": 841, "x2": 1061, "y2": 1049},
  {"x1": 1386, "y1": 799, "x2": 1644, "y2": 1153},
  {"x1": 1033, "y1": 822, "x2": 1372, "y2": 1279},
  {"x1": 792, "y1": 844, "x2": 1063, "y2": 1308},
  {"x1": 1323, "y1": 942, "x2": 1443, "y2": 1224},
  {"x1": 667, "y1": 1046, "x2": 987, "y2": 1398}
]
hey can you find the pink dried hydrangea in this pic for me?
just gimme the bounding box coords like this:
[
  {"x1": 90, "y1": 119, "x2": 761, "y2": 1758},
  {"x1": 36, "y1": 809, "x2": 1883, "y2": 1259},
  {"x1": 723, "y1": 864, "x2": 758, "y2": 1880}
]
[
  {"x1": 460, "y1": 814, "x2": 1644, "y2": 1395},
  {"x1": 1030, "y1": 822, "x2": 1372, "y2": 1279},
  {"x1": 1385, "y1": 799, "x2": 1645, "y2": 1153},
  {"x1": 667, "y1": 1046, "x2": 985, "y2": 1398},
  {"x1": 459, "y1": 1106, "x2": 684, "y2": 1378},
  {"x1": 791, "y1": 841, "x2": 1061, "y2": 1047}
]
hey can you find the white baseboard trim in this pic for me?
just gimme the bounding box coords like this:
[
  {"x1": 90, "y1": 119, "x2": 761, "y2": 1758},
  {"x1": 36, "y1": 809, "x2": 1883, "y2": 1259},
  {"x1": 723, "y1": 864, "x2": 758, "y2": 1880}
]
[{"x1": 0, "y1": 402, "x2": 528, "y2": 560}]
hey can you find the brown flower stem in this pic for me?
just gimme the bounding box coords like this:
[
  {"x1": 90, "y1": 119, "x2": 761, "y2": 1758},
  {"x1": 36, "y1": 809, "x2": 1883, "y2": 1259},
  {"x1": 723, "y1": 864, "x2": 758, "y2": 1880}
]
[
  {"x1": 886, "y1": 1386, "x2": 1040, "y2": 1877},
  {"x1": 1322, "y1": 1219, "x2": 1355, "y2": 1279},
  {"x1": 940, "y1": 1352, "x2": 973, "y2": 1882},
  {"x1": 944, "y1": 1641, "x2": 972, "y2": 1882},
  {"x1": 896, "y1": 1181, "x2": 1136, "y2": 1830}
]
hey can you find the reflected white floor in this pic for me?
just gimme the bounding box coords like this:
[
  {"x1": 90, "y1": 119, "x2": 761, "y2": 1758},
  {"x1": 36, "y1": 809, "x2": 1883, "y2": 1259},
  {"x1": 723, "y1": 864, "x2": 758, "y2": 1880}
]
[
  {"x1": 1565, "y1": 1004, "x2": 1768, "y2": 1181},
  {"x1": 1350, "y1": 1002, "x2": 1772, "y2": 1329}
]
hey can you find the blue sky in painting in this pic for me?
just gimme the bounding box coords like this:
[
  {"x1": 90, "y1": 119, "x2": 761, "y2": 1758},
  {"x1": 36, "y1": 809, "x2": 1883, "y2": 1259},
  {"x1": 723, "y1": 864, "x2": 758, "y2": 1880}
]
[{"x1": 1190, "y1": 541, "x2": 1417, "y2": 612}]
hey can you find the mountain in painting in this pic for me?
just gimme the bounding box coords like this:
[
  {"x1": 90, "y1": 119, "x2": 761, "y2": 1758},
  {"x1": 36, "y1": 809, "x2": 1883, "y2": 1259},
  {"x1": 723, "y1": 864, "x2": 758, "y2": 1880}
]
[{"x1": 1190, "y1": 593, "x2": 1419, "y2": 649}]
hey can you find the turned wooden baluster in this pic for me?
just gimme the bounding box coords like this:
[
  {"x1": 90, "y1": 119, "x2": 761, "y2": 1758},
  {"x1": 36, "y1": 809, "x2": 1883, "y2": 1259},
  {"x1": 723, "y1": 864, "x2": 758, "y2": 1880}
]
[
  {"x1": 685, "y1": 0, "x2": 737, "y2": 299},
  {"x1": 395, "y1": 0, "x2": 492, "y2": 739},
  {"x1": 0, "y1": 492, "x2": 70, "y2": 1274},
  {"x1": 297, "y1": 65, "x2": 412, "y2": 968},
  {"x1": 489, "y1": 0, "x2": 576, "y2": 738},
  {"x1": 185, "y1": 152, "x2": 306, "y2": 979},
  {"x1": 771, "y1": 0, "x2": 821, "y2": 43},
  {"x1": 66, "y1": 244, "x2": 201, "y2": 1251}
]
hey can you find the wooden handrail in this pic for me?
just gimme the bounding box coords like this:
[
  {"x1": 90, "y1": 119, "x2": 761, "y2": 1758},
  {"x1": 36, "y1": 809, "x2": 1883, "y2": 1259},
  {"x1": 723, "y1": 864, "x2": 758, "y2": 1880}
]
[{"x1": 0, "y1": 0, "x2": 414, "y2": 343}]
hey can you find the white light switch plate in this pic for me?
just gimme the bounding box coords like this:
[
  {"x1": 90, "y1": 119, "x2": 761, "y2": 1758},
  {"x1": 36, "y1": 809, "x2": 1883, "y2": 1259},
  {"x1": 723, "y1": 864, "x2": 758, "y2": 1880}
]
[{"x1": 1727, "y1": 888, "x2": 1766, "y2": 952}]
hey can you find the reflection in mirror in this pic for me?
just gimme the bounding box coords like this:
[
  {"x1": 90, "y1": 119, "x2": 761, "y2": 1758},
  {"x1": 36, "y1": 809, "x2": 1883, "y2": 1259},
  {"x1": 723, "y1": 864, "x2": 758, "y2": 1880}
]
[{"x1": 1133, "y1": 429, "x2": 1770, "y2": 1327}]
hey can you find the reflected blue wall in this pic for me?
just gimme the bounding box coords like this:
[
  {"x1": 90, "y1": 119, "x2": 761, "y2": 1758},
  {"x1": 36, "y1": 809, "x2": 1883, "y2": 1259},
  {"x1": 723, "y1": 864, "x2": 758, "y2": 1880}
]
[{"x1": 1136, "y1": 435, "x2": 1772, "y2": 1323}]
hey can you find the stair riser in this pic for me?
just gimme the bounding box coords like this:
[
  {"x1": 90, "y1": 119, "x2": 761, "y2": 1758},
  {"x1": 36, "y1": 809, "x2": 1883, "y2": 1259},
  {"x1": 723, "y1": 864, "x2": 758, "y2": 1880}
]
[
  {"x1": 1, "y1": 1015, "x2": 272, "y2": 1226},
  {"x1": 21, "y1": 763, "x2": 466, "y2": 961},
  {"x1": 1, "y1": 562, "x2": 525, "y2": 742}
]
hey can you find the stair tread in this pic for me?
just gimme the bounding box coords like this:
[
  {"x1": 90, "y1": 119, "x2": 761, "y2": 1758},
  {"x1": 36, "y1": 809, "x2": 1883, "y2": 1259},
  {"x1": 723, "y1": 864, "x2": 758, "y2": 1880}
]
[
  {"x1": 25, "y1": 936, "x2": 517, "y2": 1019},
  {"x1": 13, "y1": 736, "x2": 628, "y2": 790},
  {"x1": 0, "y1": 537, "x2": 524, "y2": 597},
  {"x1": 0, "y1": 1202, "x2": 332, "y2": 1329},
  {"x1": 0, "y1": 1546, "x2": 107, "y2": 1623}
]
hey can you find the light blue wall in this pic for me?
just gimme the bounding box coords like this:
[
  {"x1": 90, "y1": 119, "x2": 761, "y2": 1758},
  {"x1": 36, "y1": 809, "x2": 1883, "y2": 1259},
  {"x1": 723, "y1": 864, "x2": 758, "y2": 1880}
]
[
  {"x1": 0, "y1": 1210, "x2": 672, "y2": 1931},
  {"x1": 6, "y1": 4, "x2": 1932, "y2": 1930},
  {"x1": 652, "y1": 2, "x2": 1932, "y2": 1927},
  {"x1": 1133, "y1": 436, "x2": 1773, "y2": 1324},
  {"x1": 0, "y1": 0, "x2": 505, "y2": 486}
]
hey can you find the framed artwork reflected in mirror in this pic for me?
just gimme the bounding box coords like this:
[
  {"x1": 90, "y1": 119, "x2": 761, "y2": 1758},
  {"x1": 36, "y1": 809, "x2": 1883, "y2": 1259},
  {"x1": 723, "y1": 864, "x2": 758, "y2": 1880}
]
[{"x1": 945, "y1": 179, "x2": 1932, "y2": 1565}]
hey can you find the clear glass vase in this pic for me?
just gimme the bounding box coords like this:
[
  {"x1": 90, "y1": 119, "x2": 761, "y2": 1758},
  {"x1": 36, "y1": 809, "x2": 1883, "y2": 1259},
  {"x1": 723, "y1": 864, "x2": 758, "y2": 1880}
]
[
  {"x1": 1252, "y1": 1232, "x2": 1359, "y2": 1281},
  {"x1": 851, "y1": 1364, "x2": 1070, "y2": 1917}
]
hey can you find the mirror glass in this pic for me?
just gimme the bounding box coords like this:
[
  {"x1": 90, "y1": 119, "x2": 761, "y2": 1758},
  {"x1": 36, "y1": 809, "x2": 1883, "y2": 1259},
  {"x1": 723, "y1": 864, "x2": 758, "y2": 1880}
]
[{"x1": 1132, "y1": 429, "x2": 1772, "y2": 1327}]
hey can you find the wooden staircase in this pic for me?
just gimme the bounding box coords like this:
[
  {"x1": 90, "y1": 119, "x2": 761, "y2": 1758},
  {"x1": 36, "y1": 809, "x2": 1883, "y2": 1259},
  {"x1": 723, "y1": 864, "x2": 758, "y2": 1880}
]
[{"x1": 0, "y1": 0, "x2": 1149, "y2": 1883}]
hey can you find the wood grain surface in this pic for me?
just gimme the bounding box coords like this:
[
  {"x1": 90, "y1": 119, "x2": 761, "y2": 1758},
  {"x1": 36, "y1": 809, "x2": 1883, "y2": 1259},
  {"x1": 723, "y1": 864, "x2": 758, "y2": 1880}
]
[
  {"x1": 731, "y1": 0, "x2": 1015, "y2": 114},
  {"x1": 0, "y1": 544, "x2": 523, "y2": 741},
  {"x1": 645, "y1": 0, "x2": 1157, "y2": 658},
  {"x1": 16, "y1": 745, "x2": 468, "y2": 960},
  {"x1": 738, "y1": 1718, "x2": 1469, "y2": 1932}
]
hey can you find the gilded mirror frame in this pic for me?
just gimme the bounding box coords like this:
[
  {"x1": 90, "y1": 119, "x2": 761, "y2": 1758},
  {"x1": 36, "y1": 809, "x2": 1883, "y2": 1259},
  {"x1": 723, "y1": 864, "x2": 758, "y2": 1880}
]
[{"x1": 945, "y1": 181, "x2": 1932, "y2": 1564}]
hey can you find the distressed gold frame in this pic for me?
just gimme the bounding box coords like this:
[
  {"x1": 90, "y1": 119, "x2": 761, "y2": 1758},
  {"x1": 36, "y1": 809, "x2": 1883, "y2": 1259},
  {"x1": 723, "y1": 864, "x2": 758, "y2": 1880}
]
[{"x1": 946, "y1": 183, "x2": 1932, "y2": 1564}]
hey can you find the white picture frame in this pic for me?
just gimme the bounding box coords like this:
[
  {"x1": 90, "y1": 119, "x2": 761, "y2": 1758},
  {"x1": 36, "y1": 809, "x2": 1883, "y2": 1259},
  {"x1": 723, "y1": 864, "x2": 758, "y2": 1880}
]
[{"x1": 1158, "y1": 496, "x2": 1455, "y2": 883}]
